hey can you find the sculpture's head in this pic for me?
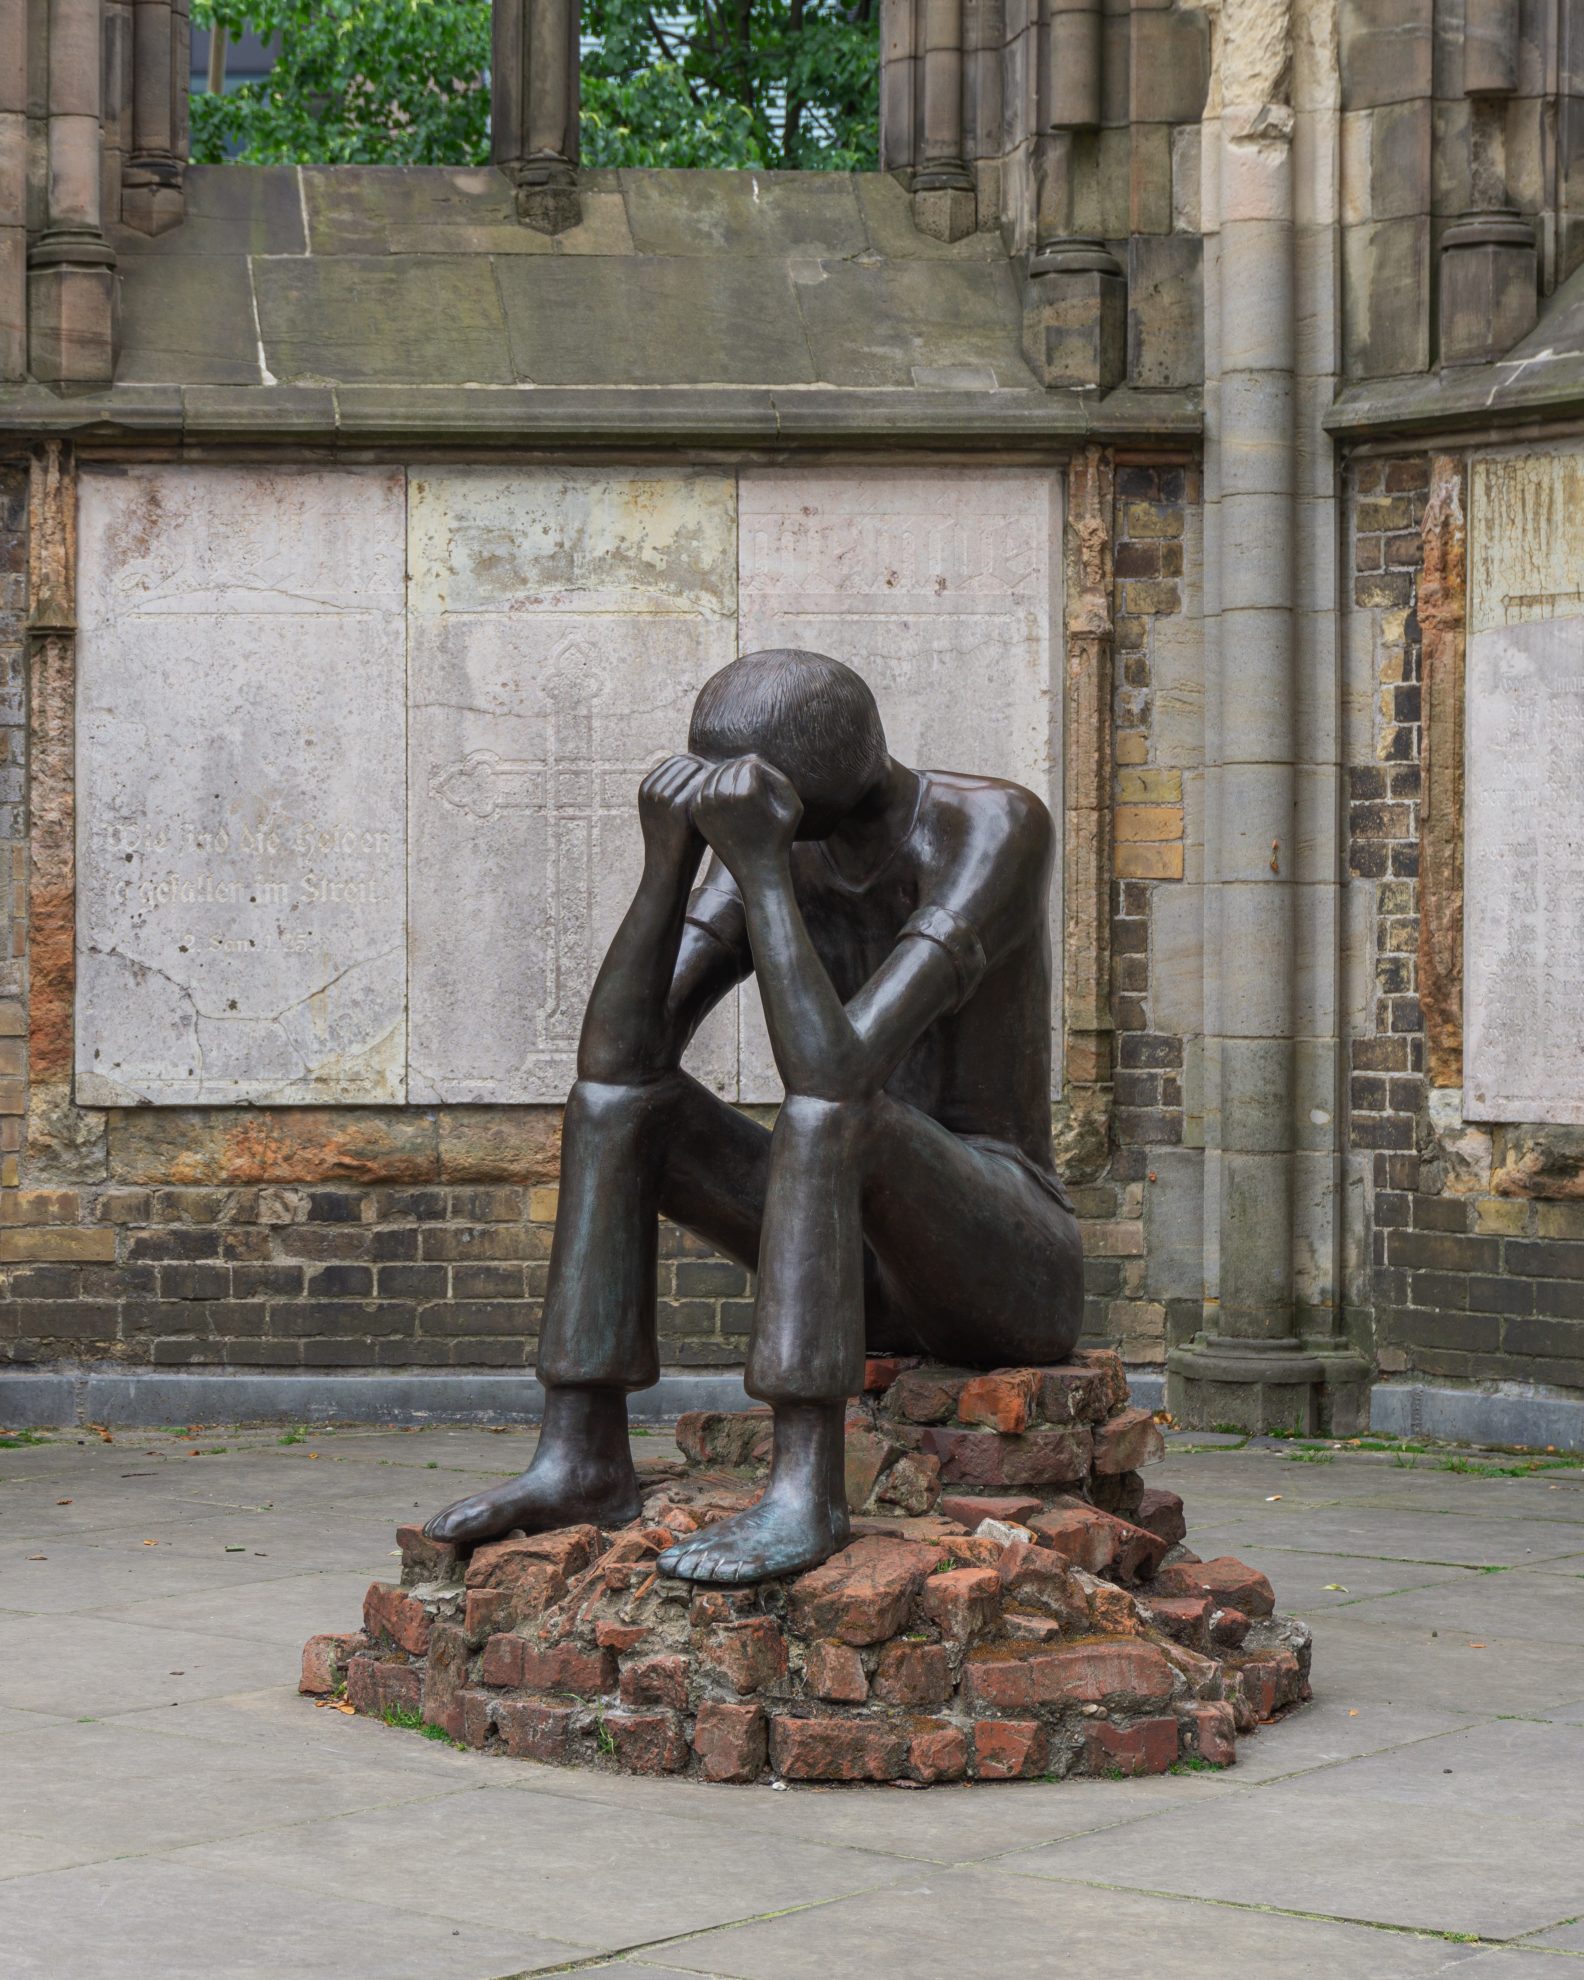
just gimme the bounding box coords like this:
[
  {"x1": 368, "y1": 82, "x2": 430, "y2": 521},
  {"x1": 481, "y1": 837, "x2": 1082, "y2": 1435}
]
[{"x1": 689, "y1": 648, "x2": 889, "y2": 838}]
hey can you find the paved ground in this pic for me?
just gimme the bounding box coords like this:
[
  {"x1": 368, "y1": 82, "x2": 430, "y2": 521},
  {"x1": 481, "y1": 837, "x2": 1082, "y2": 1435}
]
[{"x1": 2, "y1": 1419, "x2": 1582, "y2": 1979}]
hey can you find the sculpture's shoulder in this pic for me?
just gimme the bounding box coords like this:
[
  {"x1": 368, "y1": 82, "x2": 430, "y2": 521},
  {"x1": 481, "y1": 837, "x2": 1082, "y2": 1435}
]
[{"x1": 921, "y1": 769, "x2": 1055, "y2": 865}]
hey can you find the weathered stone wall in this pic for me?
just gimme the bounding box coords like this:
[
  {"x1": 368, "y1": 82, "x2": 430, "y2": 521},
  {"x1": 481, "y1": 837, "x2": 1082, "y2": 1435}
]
[{"x1": 1345, "y1": 449, "x2": 1584, "y2": 1403}]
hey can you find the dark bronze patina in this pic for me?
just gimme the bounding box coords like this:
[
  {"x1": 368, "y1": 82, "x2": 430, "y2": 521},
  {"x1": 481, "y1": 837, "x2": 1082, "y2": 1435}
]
[{"x1": 426, "y1": 650, "x2": 1083, "y2": 1582}]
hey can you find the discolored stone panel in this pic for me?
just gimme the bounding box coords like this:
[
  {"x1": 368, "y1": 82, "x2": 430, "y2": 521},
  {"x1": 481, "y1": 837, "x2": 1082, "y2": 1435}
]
[
  {"x1": 1464, "y1": 450, "x2": 1584, "y2": 1124},
  {"x1": 75, "y1": 465, "x2": 408, "y2": 1105},
  {"x1": 405, "y1": 468, "x2": 739, "y2": 1103},
  {"x1": 735, "y1": 466, "x2": 1063, "y2": 1099}
]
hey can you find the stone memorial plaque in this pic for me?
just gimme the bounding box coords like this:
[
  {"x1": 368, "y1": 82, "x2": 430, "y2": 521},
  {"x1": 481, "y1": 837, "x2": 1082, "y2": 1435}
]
[
  {"x1": 75, "y1": 465, "x2": 408, "y2": 1105},
  {"x1": 1465, "y1": 450, "x2": 1584, "y2": 1123},
  {"x1": 406, "y1": 469, "x2": 739, "y2": 1103},
  {"x1": 735, "y1": 467, "x2": 1063, "y2": 1099}
]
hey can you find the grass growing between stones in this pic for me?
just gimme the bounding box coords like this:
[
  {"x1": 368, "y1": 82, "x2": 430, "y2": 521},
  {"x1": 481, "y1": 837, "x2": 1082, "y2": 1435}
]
[
  {"x1": 380, "y1": 1702, "x2": 465, "y2": 1749},
  {"x1": 0, "y1": 1430, "x2": 49, "y2": 1448}
]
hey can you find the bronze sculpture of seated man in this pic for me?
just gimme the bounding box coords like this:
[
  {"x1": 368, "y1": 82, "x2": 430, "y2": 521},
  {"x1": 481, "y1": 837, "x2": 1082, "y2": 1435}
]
[{"x1": 426, "y1": 648, "x2": 1084, "y2": 1583}]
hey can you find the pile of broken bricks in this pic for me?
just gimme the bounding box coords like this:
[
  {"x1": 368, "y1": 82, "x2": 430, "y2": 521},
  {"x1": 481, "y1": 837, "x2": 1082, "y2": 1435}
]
[{"x1": 303, "y1": 1350, "x2": 1310, "y2": 1784}]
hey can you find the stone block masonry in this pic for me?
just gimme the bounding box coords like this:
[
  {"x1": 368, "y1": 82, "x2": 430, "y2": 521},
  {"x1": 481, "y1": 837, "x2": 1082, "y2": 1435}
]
[{"x1": 303, "y1": 1353, "x2": 1310, "y2": 1783}]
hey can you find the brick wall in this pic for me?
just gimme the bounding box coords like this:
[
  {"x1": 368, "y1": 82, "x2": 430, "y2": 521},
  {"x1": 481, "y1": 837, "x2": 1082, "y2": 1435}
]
[{"x1": 1348, "y1": 454, "x2": 1584, "y2": 1398}]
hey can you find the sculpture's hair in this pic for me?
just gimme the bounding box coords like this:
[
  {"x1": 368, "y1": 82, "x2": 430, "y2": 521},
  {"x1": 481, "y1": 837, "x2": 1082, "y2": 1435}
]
[{"x1": 689, "y1": 649, "x2": 887, "y2": 801}]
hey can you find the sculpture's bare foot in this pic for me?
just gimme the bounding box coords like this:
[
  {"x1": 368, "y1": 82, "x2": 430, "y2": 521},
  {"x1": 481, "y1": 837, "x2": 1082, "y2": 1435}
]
[
  {"x1": 423, "y1": 1386, "x2": 641, "y2": 1546},
  {"x1": 658, "y1": 1487, "x2": 849, "y2": 1584},
  {"x1": 658, "y1": 1400, "x2": 849, "y2": 1584}
]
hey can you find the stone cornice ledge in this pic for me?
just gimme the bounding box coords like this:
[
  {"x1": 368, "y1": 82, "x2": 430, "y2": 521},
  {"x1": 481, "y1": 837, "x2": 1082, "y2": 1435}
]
[
  {"x1": 0, "y1": 382, "x2": 1202, "y2": 451},
  {"x1": 1326, "y1": 355, "x2": 1584, "y2": 445}
]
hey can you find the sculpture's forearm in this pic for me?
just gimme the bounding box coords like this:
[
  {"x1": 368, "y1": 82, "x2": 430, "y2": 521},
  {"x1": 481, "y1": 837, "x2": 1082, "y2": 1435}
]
[
  {"x1": 737, "y1": 859, "x2": 870, "y2": 1099},
  {"x1": 576, "y1": 849, "x2": 703, "y2": 1082}
]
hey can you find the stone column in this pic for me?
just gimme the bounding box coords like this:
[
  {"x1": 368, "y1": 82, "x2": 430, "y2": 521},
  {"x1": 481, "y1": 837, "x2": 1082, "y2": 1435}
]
[
  {"x1": 0, "y1": 0, "x2": 26, "y2": 378},
  {"x1": 122, "y1": 0, "x2": 187, "y2": 234},
  {"x1": 1021, "y1": 0, "x2": 1124, "y2": 390},
  {"x1": 493, "y1": 0, "x2": 581, "y2": 235},
  {"x1": 1441, "y1": 0, "x2": 1536, "y2": 363},
  {"x1": 1169, "y1": 0, "x2": 1323, "y2": 1431},
  {"x1": 911, "y1": 0, "x2": 975, "y2": 241},
  {"x1": 28, "y1": 0, "x2": 117, "y2": 385}
]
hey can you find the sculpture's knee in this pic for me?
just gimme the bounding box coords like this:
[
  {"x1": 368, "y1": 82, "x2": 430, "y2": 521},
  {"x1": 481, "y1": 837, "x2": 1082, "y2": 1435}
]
[
  {"x1": 563, "y1": 1075, "x2": 674, "y2": 1144},
  {"x1": 773, "y1": 1091, "x2": 873, "y2": 1161}
]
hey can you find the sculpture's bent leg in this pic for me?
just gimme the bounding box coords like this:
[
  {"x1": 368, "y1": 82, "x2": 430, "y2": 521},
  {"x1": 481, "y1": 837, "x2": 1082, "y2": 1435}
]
[
  {"x1": 425, "y1": 1073, "x2": 770, "y2": 1545},
  {"x1": 660, "y1": 1092, "x2": 1083, "y2": 1584}
]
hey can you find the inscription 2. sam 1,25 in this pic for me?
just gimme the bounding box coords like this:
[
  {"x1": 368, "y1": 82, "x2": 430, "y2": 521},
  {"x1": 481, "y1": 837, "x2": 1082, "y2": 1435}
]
[{"x1": 74, "y1": 465, "x2": 408, "y2": 1106}]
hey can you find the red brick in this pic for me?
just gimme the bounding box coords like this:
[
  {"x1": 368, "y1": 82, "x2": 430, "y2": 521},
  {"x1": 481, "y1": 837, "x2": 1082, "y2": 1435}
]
[
  {"x1": 1108, "y1": 1518, "x2": 1170, "y2": 1584},
  {"x1": 458, "y1": 1686, "x2": 496, "y2": 1748},
  {"x1": 1027, "y1": 1502, "x2": 1127, "y2": 1573},
  {"x1": 698, "y1": 1618, "x2": 787, "y2": 1695},
  {"x1": 694, "y1": 1701, "x2": 767, "y2": 1783},
  {"x1": 939, "y1": 1493, "x2": 1043, "y2": 1528},
  {"x1": 1036, "y1": 1363, "x2": 1113, "y2": 1425},
  {"x1": 362, "y1": 1582, "x2": 432, "y2": 1657},
  {"x1": 497, "y1": 1697, "x2": 574, "y2": 1762},
  {"x1": 997, "y1": 1543, "x2": 1088, "y2": 1628},
  {"x1": 845, "y1": 1425, "x2": 905, "y2": 1510},
  {"x1": 608, "y1": 1710, "x2": 689, "y2": 1774},
  {"x1": 872, "y1": 1451, "x2": 942, "y2": 1515},
  {"x1": 396, "y1": 1523, "x2": 461, "y2": 1585},
  {"x1": 1154, "y1": 1557, "x2": 1274, "y2": 1619},
  {"x1": 1092, "y1": 1407, "x2": 1165, "y2": 1475},
  {"x1": 788, "y1": 1537, "x2": 933, "y2": 1645},
  {"x1": 873, "y1": 1640, "x2": 952, "y2": 1707},
  {"x1": 596, "y1": 1621, "x2": 651, "y2": 1653},
  {"x1": 464, "y1": 1524, "x2": 599, "y2": 1588},
  {"x1": 1141, "y1": 1593, "x2": 1211, "y2": 1643},
  {"x1": 421, "y1": 1622, "x2": 473, "y2": 1737},
  {"x1": 1180, "y1": 1700, "x2": 1237, "y2": 1766},
  {"x1": 347, "y1": 1655, "x2": 421, "y2": 1718},
  {"x1": 463, "y1": 1588, "x2": 511, "y2": 1644},
  {"x1": 1083, "y1": 1716, "x2": 1179, "y2": 1776},
  {"x1": 908, "y1": 1720, "x2": 969, "y2": 1782},
  {"x1": 481, "y1": 1635, "x2": 615, "y2": 1697},
  {"x1": 884, "y1": 1367, "x2": 968, "y2": 1424},
  {"x1": 1134, "y1": 1487, "x2": 1187, "y2": 1548},
  {"x1": 923, "y1": 1424, "x2": 1093, "y2": 1488},
  {"x1": 619, "y1": 1654, "x2": 690, "y2": 1711},
  {"x1": 864, "y1": 1355, "x2": 917, "y2": 1393},
  {"x1": 962, "y1": 1639, "x2": 1174, "y2": 1712},
  {"x1": 803, "y1": 1639, "x2": 869, "y2": 1702},
  {"x1": 957, "y1": 1370, "x2": 1038, "y2": 1434},
  {"x1": 689, "y1": 1588, "x2": 762, "y2": 1627},
  {"x1": 1234, "y1": 1651, "x2": 1302, "y2": 1721},
  {"x1": 971, "y1": 1719, "x2": 1048, "y2": 1779},
  {"x1": 769, "y1": 1714, "x2": 908, "y2": 1782},
  {"x1": 1209, "y1": 1606, "x2": 1252, "y2": 1647},
  {"x1": 299, "y1": 1631, "x2": 362, "y2": 1696},
  {"x1": 676, "y1": 1409, "x2": 774, "y2": 1468},
  {"x1": 919, "y1": 1565, "x2": 1002, "y2": 1643}
]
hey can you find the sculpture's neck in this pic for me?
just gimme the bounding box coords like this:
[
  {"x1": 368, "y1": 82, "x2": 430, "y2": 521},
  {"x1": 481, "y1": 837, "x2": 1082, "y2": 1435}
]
[{"x1": 821, "y1": 758, "x2": 921, "y2": 890}]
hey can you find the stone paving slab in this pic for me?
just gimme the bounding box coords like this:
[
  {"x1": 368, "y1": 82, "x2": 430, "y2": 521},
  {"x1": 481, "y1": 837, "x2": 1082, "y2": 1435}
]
[{"x1": 1, "y1": 1427, "x2": 1581, "y2": 1977}]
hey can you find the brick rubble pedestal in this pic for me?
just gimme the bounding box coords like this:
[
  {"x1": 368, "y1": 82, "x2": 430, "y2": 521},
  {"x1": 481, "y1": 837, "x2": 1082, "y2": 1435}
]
[{"x1": 302, "y1": 1352, "x2": 1311, "y2": 1784}]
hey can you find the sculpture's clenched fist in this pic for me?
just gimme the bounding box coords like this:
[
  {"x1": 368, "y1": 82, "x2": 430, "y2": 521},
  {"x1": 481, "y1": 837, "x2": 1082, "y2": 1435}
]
[
  {"x1": 637, "y1": 751, "x2": 709, "y2": 868},
  {"x1": 694, "y1": 753, "x2": 804, "y2": 877}
]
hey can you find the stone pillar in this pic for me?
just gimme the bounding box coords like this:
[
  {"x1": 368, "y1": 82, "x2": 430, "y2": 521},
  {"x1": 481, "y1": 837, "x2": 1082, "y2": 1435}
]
[
  {"x1": 1021, "y1": 0, "x2": 1123, "y2": 390},
  {"x1": 0, "y1": 0, "x2": 26, "y2": 378},
  {"x1": 493, "y1": 0, "x2": 581, "y2": 235},
  {"x1": 28, "y1": 0, "x2": 117, "y2": 386},
  {"x1": 912, "y1": 0, "x2": 975, "y2": 242},
  {"x1": 1169, "y1": 1, "x2": 1323, "y2": 1432},
  {"x1": 122, "y1": 0, "x2": 187, "y2": 234},
  {"x1": 1417, "y1": 458, "x2": 1467, "y2": 1091},
  {"x1": 1440, "y1": 0, "x2": 1536, "y2": 363}
]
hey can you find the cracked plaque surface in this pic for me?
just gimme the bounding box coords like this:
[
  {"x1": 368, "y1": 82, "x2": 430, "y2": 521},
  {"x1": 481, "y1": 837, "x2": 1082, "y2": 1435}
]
[
  {"x1": 75, "y1": 465, "x2": 408, "y2": 1105},
  {"x1": 406, "y1": 469, "x2": 739, "y2": 1104},
  {"x1": 1465, "y1": 450, "x2": 1584, "y2": 1124}
]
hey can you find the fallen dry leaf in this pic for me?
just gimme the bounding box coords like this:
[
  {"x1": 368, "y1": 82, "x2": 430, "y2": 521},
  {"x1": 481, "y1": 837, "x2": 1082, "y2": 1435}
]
[
  {"x1": 56, "y1": 1499, "x2": 71, "y2": 1506},
  {"x1": 1266, "y1": 1494, "x2": 1282, "y2": 1502},
  {"x1": 334, "y1": 1700, "x2": 355, "y2": 1714},
  {"x1": 1469, "y1": 1642, "x2": 1487, "y2": 1649},
  {"x1": 1348, "y1": 1709, "x2": 1359, "y2": 1717},
  {"x1": 27, "y1": 1553, "x2": 46, "y2": 1561},
  {"x1": 1323, "y1": 1584, "x2": 1348, "y2": 1592},
  {"x1": 143, "y1": 1538, "x2": 159, "y2": 1547}
]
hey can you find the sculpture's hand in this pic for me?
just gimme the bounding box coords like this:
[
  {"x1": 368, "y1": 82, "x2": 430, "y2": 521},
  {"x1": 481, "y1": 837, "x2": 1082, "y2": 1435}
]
[
  {"x1": 637, "y1": 752, "x2": 709, "y2": 871},
  {"x1": 694, "y1": 755, "x2": 803, "y2": 879}
]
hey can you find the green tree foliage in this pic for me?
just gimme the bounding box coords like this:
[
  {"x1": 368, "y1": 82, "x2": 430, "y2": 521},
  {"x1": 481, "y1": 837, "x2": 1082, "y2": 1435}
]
[{"x1": 188, "y1": 0, "x2": 878, "y2": 170}]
